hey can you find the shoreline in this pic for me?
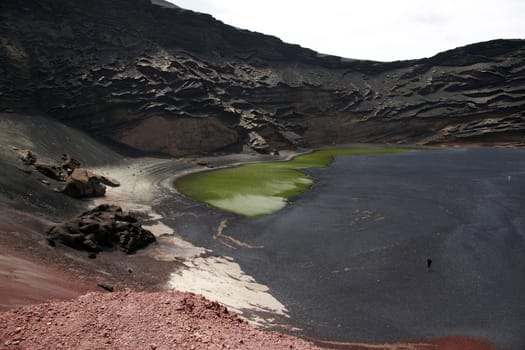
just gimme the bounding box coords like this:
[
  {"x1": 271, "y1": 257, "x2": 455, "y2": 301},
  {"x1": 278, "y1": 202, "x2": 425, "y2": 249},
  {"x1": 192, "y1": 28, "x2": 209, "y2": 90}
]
[
  {"x1": 90, "y1": 150, "x2": 300, "y2": 326},
  {"x1": 0, "y1": 144, "x2": 412, "y2": 315},
  {"x1": 0, "y1": 145, "x2": 516, "y2": 349}
]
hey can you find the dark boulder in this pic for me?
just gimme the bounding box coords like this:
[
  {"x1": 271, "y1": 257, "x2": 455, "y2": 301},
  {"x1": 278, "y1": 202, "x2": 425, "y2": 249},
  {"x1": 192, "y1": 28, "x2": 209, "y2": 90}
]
[
  {"x1": 21, "y1": 150, "x2": 37, "y2": 165},
  {"x1": 61, "y1": 168, "x2": 117, "y2": 198},
  {"x1": 97, "y1": 283, "x2": 114, "y2": 292},
  {"x1": 20, "y1": 152, "x2": 120, "y2": 198},
  {"x1": 61, "y1": 153, "x2": 81, "y2": 175},
  {"x1": 46, "y1": 204, "x2": 156, "y2": 254},
  {"x1": 99, "y1": 175, "x2": 121, "y2": 187},
  {"x1": 35, "y1": 164, "x2": 68, "y2": 181}
]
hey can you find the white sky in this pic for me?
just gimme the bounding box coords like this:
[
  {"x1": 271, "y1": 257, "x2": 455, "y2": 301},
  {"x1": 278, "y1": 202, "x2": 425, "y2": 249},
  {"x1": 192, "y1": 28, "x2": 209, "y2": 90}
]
[{"x1": 167, "y1": 0, "x2": 525, "y2": 61}]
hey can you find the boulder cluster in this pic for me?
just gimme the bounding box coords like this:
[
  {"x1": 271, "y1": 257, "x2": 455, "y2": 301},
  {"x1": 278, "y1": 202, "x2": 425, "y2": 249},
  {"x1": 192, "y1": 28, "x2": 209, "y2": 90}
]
[
  {"x1": 47, "y1": 204, "x2": 156, "y2": 254},
  {"x1": 20, "y1": 151, "x2": 120, "y2": 198}
]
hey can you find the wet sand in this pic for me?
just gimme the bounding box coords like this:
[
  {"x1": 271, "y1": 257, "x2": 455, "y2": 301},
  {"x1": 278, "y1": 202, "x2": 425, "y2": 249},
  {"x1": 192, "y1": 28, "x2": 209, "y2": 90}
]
[{"x1": 312, "y1": 336, "x2": 497, "y2": 350}]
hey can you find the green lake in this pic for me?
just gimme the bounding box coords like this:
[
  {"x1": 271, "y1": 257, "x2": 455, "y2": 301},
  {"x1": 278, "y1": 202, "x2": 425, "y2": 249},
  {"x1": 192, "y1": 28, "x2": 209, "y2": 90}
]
[{"x1": 175, "y1": 148, "x2": 413, "y2": 217}]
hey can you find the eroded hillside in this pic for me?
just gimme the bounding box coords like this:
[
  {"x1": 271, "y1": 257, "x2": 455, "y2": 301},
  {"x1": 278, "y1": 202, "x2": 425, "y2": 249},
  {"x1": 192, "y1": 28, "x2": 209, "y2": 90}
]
[{"x1": 1, "y1": 0, "x2": 524, "y2": 155}]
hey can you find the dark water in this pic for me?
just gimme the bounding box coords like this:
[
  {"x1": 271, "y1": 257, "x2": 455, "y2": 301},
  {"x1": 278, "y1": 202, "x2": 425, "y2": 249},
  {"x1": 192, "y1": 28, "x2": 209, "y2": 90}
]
[{"x1": 168, "y1": 148, "x2": 525, "y2": 350}]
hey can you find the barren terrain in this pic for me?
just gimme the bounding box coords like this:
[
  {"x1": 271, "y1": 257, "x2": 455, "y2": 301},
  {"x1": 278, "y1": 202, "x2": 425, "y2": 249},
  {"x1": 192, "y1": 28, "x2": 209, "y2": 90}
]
[{"x1": 1, "y1": 0, "x2": 524, "y2": 348}]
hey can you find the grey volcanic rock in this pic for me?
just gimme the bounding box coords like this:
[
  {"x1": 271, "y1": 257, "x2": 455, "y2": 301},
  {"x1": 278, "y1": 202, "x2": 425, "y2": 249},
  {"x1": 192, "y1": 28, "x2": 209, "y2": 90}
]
[
  {"x1": 0, "y1": 0, "x2": 523, "y2": 153},
  {"x1": 62, "y1": 168, "x2": 108, "y2": 198},
  {"x1": 61, "y1": 166, "x2": 121, "y2": 198},
  {"x1": 35, "y1": 164, "x2": 67, "y2": 182},
  {"x1": 20, "y1": 150, "x2": 36, "y2": 165},
  {"x1": 61, "y1": 154, "x2": 81, "y2": 175},
  {"x1": 47, "y1": 204, "x2": 156, "y2": 254}
]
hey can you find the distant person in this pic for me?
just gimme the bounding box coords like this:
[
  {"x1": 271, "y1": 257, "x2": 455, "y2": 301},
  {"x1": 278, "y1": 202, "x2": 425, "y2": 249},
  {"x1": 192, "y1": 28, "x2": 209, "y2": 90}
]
[{"x1": 427, "y1": 258, "x2": 432, "y2": 270}]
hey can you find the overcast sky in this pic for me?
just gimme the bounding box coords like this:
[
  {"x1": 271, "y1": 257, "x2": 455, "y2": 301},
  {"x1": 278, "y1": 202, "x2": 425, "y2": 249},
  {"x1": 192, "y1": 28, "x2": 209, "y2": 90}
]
[{"x1": 168, "y1": 0, "x2": 525, "y2": 61}]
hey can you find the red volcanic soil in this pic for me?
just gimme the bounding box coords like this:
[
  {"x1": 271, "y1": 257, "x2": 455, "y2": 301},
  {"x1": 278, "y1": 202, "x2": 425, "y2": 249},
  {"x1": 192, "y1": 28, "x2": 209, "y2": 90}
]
[
  {"x1": 0, "y1": 250, "x2": 93, "y2": 311},
  {"x1": 0, "y1": 213, "x2": 97, "y2": 312},
  {"x1": 428, "y1": 337, "x2": 497, "y2": 350},
  {"x1": 0, "y1": 288, "x2": 499, "y2": 350},
  {"x1": 0, "y1": 290, "x2": 322, "y2": 350}
]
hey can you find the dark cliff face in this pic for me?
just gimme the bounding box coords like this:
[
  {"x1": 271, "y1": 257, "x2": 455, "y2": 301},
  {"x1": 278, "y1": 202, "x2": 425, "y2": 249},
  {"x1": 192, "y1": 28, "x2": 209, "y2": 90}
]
[{"x1": 1, "y1": 0, "x2": 524, "y2": 155}]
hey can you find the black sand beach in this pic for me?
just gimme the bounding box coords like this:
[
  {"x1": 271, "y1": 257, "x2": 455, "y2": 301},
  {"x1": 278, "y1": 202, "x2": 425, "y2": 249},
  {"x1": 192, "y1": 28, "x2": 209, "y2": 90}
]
[
  {"x1": 1, "y1": 115, "x2": 523, "y2": 349},
  {"x1": 167, "y1": 148, "x2": 525, "y2": 350}
]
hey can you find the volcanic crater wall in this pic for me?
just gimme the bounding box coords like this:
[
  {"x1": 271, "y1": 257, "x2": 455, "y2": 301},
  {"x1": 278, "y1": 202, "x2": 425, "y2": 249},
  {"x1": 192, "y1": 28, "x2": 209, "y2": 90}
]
[{"x1": 0, "y1": 0, "x2": 524, "y2": 155}]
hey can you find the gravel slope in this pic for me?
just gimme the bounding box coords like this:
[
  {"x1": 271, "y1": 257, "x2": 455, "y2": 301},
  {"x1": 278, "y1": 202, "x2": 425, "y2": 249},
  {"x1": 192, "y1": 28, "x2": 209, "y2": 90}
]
[{"x1": 0, "y1": 290, "x2": 322, "y2": 350}]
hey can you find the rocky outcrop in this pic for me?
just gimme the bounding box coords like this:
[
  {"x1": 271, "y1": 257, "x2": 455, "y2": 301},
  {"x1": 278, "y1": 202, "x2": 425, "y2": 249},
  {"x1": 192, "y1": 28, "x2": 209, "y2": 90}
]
[
  {"x1": 118, "y1": 116, "x2": 239, "y2": 156},
  {"x1": 20, "y1": 150, "x2": 36, "y2": 165},
  {"x1": 61, "y1": 154, "x2": 81, "y2": 174},
  {"x1": 17, "y1": 151, "x2": 120, "y2": 198},
  {"x1": 0, "y1": 0, "x2": 523, "y2": 153},
  {"x1": 47, "y1": 204, "x2": 156, "y2": 254},
  {"x1": 35, "y1": 164, "x2": 68, "y2": 182},
  {"x1": 62, "y1": 168, "x2": 108, "y2": 198}
]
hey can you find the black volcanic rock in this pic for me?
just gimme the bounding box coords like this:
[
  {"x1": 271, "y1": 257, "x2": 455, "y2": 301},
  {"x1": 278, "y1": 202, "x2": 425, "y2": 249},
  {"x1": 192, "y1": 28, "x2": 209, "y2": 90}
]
[
  {"x1": 18, "y1": 151, "x2": 120, "y2": 198},
  {"x1": 150, "y1": 0, "x2": 179, "y2": 9},
  {"x1": 47, "y1": 204, "x2": 156, "y2": 254},
  {"x1": 0, "y1": 0, "x2": 524, "y2": 153},
  {"x1": 35, "y1": 164, "x2": 68, "y2": 182},
  {"x1": 20, "y1": 150, "x2": 36, "y2": 165},
  {"x1": 62, "y1": 168, "x2": 108, "y2": 198}
]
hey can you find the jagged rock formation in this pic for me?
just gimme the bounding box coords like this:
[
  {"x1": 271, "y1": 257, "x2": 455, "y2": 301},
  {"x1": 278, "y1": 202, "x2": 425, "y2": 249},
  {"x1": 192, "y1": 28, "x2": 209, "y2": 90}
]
[
  {"x1": 47, "y1": 204, "x2": 156, "y2": 254},
  {"x1": 0, "y1": 0, "x2": 524, "y2": 155},
  {"x1": 17, "y1": 150, "x2": 120, "y2": 198},
  {"x1": 62, "y1": 168, "x2": 117, "y2": 198}
]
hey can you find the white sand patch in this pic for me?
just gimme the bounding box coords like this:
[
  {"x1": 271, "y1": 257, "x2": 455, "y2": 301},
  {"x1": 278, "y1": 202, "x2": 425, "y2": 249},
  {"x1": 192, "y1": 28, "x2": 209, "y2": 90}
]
[
  {"x1": 168, "y1": 255, "x2": 289, "y2": 326},
  {"x1": 92, "y1": 165, "x2": 158, "y2": 203},
  {"x1": 142, "y1": 222, "x2": 174, "y2": 237},
  {"x1": 89, "y1": 157, "x2": 290, "y2": 325},
  {"x1": 146, "y1": 235, "x2": 207, "y2": 262}
]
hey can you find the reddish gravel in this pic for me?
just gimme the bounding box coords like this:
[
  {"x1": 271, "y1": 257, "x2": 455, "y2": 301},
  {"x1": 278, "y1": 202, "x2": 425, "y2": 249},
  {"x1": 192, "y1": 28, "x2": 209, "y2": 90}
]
[{"x1": 0, "y1": 290, "x2": 322, "y2": 350}]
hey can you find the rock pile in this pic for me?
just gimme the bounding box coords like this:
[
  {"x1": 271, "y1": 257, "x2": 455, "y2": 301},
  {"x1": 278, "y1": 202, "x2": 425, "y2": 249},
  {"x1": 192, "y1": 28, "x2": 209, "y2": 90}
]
[
  {"x1": 46, "y1": 204, "x2": 155, "y2": 254},
  {"x1": 62, "y1": 168, "x2": 120, "y2": 198},
  {"x1": 18, "y1": 151, "x2": 120, "y2": 198}
]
